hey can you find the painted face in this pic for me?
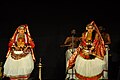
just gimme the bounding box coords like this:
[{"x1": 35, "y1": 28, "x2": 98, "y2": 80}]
[
  {"x1": 87, "y1": 25, "x2": 94, "y2": 33},
  {"x1": 18, "y1": 27, "x2": 25, "y2": 34},
  {"x1": 19, "y1": 29, "x2": 25, "y2": 34}
]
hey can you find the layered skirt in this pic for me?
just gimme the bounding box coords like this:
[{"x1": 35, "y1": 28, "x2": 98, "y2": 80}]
[
  {"x1": 67, "y1": 48, "x2": 106, "y2": 80},
  {"x1": 75, "y1": 55, "x2": 105, "y2": 80},
  {"x1": 4, "y1": 50, "x2": 34, "y2": 79}
]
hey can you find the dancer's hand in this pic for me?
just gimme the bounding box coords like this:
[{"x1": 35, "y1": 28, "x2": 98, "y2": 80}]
[
  {"x1": 32, "y1": 56, "x2": 36, "y2": 62},
  {"x1": 90, "y1": 46, "x2": 94, "y2": 50}
]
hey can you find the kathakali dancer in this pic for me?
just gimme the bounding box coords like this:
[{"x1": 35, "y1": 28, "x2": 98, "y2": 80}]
[
  {"x1": 67, "y1": 21, "x2": 106, "y2": 80},
  {"x1": 3, "y1": 24, "x2": 35, "y2": 80}
]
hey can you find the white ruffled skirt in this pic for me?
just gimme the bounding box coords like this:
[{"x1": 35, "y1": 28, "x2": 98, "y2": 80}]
[
  {"x1": 75, "y1": 55, "x2": 105, "y2": 77},
  {"x1": 4, "y1": 51, "x2": 34, "y2": 77}
]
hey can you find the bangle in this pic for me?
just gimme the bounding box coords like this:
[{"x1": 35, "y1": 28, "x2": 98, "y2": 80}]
[{"x1": 91, "y1": 46, "x2": 94, "y2": 49}]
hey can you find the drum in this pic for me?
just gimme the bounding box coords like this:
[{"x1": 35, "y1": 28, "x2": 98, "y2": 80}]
[{"x1": 65, "y1": 48, "x2": 76, "y2": 79}]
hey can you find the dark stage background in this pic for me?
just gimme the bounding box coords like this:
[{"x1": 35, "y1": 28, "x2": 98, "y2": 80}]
[{"x1": 0, "y1": 1, "x2": 120, "y2": 80}]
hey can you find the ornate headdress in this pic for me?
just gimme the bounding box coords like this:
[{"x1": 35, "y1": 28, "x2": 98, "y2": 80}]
[
  {"x1": 17, "y1": 25, "x2": 26, "y2": 32},
  {"x1": 11, "y1": 24, "x2": 31, "y2": 41},
  {"x1": 86, "y1": 24, "x2": 95, "y2": 30}
]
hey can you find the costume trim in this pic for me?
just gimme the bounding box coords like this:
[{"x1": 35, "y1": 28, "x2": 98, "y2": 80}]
[
  {"x1": 10, "y1": 49, "x2": 31, "y2": 60},
  {"x1": 75, "y1": 71, "x2": 103, "y2": 80}
]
